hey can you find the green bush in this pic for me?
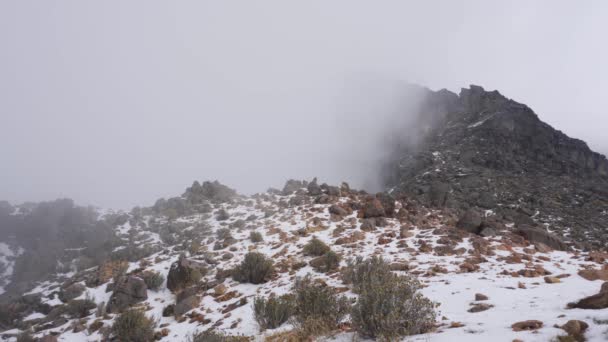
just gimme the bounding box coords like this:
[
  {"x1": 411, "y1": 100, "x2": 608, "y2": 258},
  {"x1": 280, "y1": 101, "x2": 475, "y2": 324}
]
[
  {"x1": 290, "y1": 275, "x2": 350, "y2": 337},
  {"x1": 249, "y1": 231, "x2": 263, "y2": 243},
  {"x1": 253, "y1": 295, "x2": 294, "y2": 330},
  {"x1": 66, "y1": 297, "x2": 96, "y2": 318},
  {"x1": 311, "y1": 250, "x2": 341, "y2": 273},
  {"x1": 141, "y1": 270, "x2": 165, "y2": 291},
  {"x1": 345, "y1": 257, "x2": 436, "y2": 340},
  {"x1": 112, "y1": 309, "x2": 156, "y2": 342},
  {"x1": 232, "y1": 252, "x2": 274, "y2": 284},
  {"x1": 303, "y1": 237, "x2": 330, "y2": 256}
]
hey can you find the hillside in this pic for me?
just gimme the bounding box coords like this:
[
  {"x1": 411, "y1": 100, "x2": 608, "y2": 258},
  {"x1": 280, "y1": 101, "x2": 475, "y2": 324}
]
[{"x1": 0, "y1": 180, "x2": 607, "y2": 341}]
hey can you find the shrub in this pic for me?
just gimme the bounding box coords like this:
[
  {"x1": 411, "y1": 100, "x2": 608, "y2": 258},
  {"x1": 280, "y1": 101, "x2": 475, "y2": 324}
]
[
  {"x1": 232, "y1": 252, "x2": 274, "y2": 284},
  {"x1": 66, "y1": 297, "x2": 96, "y2": 318},
  {"x1": 310, "y1": 250, "x2": 341, "y2": 273},
  {"x1": 291, "y1": 275, "x2": 350, "y2": 337},
  {"x1": 253, "y1": 295, "x2": 294, "y2": 330},
  {"x1": 249, "y1": 231, "x2": 263, "y2": 243},
  {"x1": 216, "y1": 228, "x2": 233, "y2": 240},
  {"x1": 346, "y1": 257, "x2": 436, "y2": 340},
  {"x1": 141, "y1": 270, "x2": 165, "y2": 291},
  {"x1": 303, "y1": 237, "x2": 330, "y2": 256},
  {"x1": 190, "y1": 330, "x2": 247, "y2": 342},
  {"x1": 112, "y1": 309, "x2": 156, "y2": 342},
  {"x1": 341, "y1": 256, "x2": 393, "y2": 293}
]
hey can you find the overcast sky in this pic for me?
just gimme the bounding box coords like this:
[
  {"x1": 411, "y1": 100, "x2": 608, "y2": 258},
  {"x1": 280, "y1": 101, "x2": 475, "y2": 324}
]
[{"x1": 1, "y1": 1, "x2": 607, "y2": 209}]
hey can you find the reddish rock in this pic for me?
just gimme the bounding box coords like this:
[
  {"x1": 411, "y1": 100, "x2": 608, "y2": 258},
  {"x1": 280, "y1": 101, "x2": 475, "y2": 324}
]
[
  {"x1": 578, "y1": 268, "x2": 608, "y2": 281},
  {"x1": 560, "y1": 320, "x2": 588, "y2": 337},
  {"x1": 511, "y1": 320, "x2": 543, "y2": 331}
]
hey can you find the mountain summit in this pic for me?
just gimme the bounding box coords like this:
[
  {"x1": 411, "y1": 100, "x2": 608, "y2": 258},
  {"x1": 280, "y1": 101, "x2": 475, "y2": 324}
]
[{"x1": 386, "y1": 85, "x2": 608, "y2": 248}]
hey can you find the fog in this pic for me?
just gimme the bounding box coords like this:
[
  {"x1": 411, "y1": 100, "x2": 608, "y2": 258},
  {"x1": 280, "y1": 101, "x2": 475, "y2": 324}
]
[{"x1": 1, "y1": 1, "x2": 607, "y2": 209}]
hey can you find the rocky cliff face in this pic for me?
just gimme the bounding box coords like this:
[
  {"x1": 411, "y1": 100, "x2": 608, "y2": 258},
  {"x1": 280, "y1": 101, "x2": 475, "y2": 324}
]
[{"x1": 386, "y1": 85, "x2": 608, "y2": 249}]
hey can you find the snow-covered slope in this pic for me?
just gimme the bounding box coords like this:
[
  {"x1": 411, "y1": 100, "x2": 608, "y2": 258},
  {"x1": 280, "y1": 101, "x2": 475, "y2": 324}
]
[{"x1": 2, "y1": 182, "x2": 607, "y2": 341}]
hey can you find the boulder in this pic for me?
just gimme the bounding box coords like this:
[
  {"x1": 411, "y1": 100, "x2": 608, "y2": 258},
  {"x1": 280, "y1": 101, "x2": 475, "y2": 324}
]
[
  {"x1": 361, "y1": 198, "x2": 386, "y2": 218},
  {"x1": 282, "y1": 179, "x2": 305, "y2": 195},
  {"x1": 106, "y1": 276, "x2": 148, "y2": 313},
  {"x1": 174, "y1": 287, "x2": 201, "y2": 316},
  {"x1": 59, "y1": 283, "x2": 85, "y2": 303},
  {"x1": 511, "y1": 320, "x2": 543, "y2": 331},
  {"x1": 516, "y1": 225, "x2": 568, "y2": 251},
  {"x1": 328, "y1": 204, "x2": 349, "y2": 217},
  {"x1": 307, "y1": 178, "x2": 322, "y2": 196},
  {"x1": 456, "y1": 209, "x2": 482, "y2": 234},
  {"x1": 560, "y1": 320, "x2": 588, "y2": 338},
  {"x1": 567, "y1": 282, "x2": 608, "y2": 309},
  {"x1": 167, "y1": 256, "x2": 207, "y2": 293},
  {"x1": 578, "y1": 268, "x2": 608, "y2": 281},
  {"x1": 375, "y1": 193, "x2": 396, "y2": 217}
]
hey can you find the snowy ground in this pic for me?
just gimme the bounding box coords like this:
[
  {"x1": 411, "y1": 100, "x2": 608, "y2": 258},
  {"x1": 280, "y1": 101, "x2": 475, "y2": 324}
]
[{"x1": 3, "y1": 189, "x2": 607, "y2": 341}]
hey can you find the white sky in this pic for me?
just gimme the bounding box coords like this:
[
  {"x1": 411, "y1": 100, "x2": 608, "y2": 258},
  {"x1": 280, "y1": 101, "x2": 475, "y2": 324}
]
[{"x1": 1, "y1": 1, "x2": 607, "y2": 209}]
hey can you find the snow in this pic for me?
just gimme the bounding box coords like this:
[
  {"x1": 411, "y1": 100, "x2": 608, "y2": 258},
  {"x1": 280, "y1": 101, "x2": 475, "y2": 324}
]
[{"x1": 8, "y1": 190, "x2": 608, "y2": 342}]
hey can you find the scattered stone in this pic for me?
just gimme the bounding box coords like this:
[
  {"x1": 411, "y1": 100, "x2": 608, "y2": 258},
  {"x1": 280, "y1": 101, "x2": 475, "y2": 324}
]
[
  {"x1": 475, "y1": 293, "x2": 489, "y2": 301},
  {"x1": 468, "y1": 303, "x2": 493, "y2": 313},
  {"x1": 511, "y1": 320, "x2": 543, "y2": 331},
  {"x1": 544, "y1": 276, "x2": 561, "y2": 284}
]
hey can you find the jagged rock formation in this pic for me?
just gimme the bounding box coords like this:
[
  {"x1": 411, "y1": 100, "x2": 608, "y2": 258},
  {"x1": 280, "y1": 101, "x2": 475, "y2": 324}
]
[{"x1": 385, "y1": 85, "x2": 608, "y2": 249}]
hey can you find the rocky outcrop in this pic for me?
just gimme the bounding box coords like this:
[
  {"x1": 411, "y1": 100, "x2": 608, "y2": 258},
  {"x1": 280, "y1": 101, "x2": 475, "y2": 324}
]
[
  {"x1": 106, "y1": 276, "x2": 148, "y2": 313},
  {"x1": 386, "y1": 85, "x2": 608, "y2": 249}
]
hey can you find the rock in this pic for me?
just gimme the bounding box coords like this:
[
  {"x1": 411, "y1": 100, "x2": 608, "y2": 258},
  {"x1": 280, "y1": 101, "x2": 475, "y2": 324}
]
[
  {"x1": 511, "y1": 320, "x2": 543, "y2": 331},
  {"x1": 567, "y1": 283, "x2": 608, "y2": 310},
  {"x1": 215, "y1": 209, "x2": 230, "y2": 221},
  {"x1": 468, "y1": 303, "x2": 493, "y2": 313},
  {"x1": 578, "y1": 268, "x2": 608, "y2": 281},
  {"x1": 361, "y1": 197, "x2": 386, "y2": 218},
  {"x1": 307, "y1": 178, "x2": 322, "y2": 196},
  {"x1": 516, "y1": 225, "x2": 568, "y2": 251},
  {"x1": 544, "y1": 276, "x2": 561, "y2": 284},
  {"x1": 375, "y1": 193, "x2": 396, "y2": 217},
  {"x1": 167, "y1": 256, "x2": 207, "y2": 293},
  {"x1": 360, "y1": 218, "x2": 376, "y2": 231},
  {"x1": 456, "y1": 209, "x2": 482, "y2": 234},
  {"x1": 59, "y1": 283, "x2": 85, "y2": 303},
  {"x1": 174, "y1": 287, "x2": 201, "y2": 316},
  {"x1": 428, "y1": 182, "x2": 450, "y2": 207},
  {"x1": 282, "y1": 179, "x2": 305, "y2": 195},
  {"x1": 162, "y1": 304, "x2": 175, "y2": 317},
  {"x1": 39, "y1": 335, "x2": 59, "y2": 342},
  {"x1": 329, "y1": 204, "x2": 349, "y2": 217},
  {"x1": 459, "y1": 262, "x2": 479, "y2": 273},
  {"x1": 560, "y1": 320, "x2": 588, "y2": 337},
  {"x1": 475, "y1": 293, "x2": 489, "y2": 301},
  {"x1": 389, "y1": 262, "x2": 409, "y2": 271},
  {"x1": 185, "y1": 180, "x2": 237, "y2": 203},
  {"x1": 106, "y1": 276, "x2": 148, "y2": 313},
  {"x1": 479, "y1": 227, "x2": 498, "y2": 237}
]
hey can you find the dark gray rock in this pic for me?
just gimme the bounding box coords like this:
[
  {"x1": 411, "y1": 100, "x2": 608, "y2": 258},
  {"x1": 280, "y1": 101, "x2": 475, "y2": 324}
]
[
  {"x1": 167, "y1": 256, "x2": 207, "y2": 293},
  {"x1": 516, "y1": 225, "x2": 568, "y2": 251},
  {"x1": 106, "y1": 276, "x2": 148, "y2": 313},
  {"x1": 456, "y1": 209, "x2": 482, "y2": 234}
]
